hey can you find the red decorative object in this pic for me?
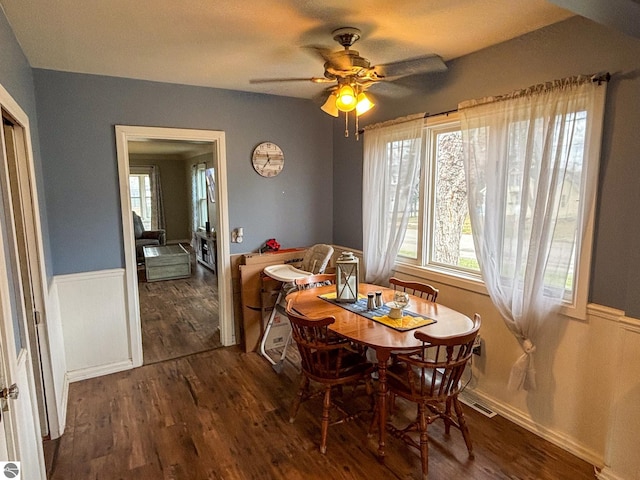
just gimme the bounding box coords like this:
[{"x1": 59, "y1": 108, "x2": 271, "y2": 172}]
[{"x1": 259, "y1": 238, "x2": 281, "y2": 253}]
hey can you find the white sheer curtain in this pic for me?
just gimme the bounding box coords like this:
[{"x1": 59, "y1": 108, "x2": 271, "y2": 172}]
[
  {"x1": 363, "y1": 115, "x2": 424, "y2": 284},
  {"x1": 459, "y1": 75, "x2": 607, "y2": 390}
]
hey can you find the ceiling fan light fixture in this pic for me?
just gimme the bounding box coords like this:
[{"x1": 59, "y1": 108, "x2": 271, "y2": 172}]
[
  {"x1": 355, "y1": 92, "x2": 374, "y2": 116},
  {"x1": 321, "y1": 94, "x2": 339, "y2": 117},
  {"x1": 335, "y1": 84, "x2": 356, "y2": 112}
]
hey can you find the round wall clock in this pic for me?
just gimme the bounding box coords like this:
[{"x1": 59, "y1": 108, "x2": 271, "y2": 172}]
[{"x1": 252, "y1": 142, "x2": 284, "y2": 177}]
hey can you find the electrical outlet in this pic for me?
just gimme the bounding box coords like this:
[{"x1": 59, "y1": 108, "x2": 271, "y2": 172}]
[{"x1": 472, "y1": 335, "x2": 482, "y2": 356}]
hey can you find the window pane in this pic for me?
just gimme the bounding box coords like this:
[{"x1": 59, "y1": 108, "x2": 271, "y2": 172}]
[
  {"x1": 502, "y1": 111, "x2": 586, "y2": 298},
  {"x1": 431, "y1": 130, "x2": 479, "y2": 271},
  {"x1": 397, "y1": 143, "x2": 421, "y2": 260},
  {"x1": 129, "y1": 176, "x2": 140, "y2": 197},
  {"x1": 130, "y1": 173, "x2": 153, "y2": 229}
]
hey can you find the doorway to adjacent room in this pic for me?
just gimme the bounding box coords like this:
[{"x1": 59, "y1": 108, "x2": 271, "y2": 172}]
[{"x1": 115, "y1": 126, "x2": 235, "y2": 368}]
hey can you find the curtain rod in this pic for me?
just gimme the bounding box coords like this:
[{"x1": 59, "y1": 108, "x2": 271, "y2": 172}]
[
  {"x1": 358, "y1": 108, "x2": 458, "y2": 135},
  {"x1": 357, "y1": 72, "x2": 610, "y2": 136},
  {"x1": 592, "y1": 72, "x2": 611, "y2": 85}
]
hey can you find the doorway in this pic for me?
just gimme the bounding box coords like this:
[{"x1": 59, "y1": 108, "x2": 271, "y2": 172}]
[
  {"x1": 115, "y1": 126, "x2": 235, "y2": 368},
  {"x1": 127, "y1": 141, "x2": 222, "y2": 363}
]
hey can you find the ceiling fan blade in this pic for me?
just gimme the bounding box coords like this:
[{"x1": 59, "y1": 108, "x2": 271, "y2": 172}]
[
  {"x1": 305, "y1": 45, "x2": 352, "y2": 71},
  {"x1": 367, "y1": 81, "x2": 413, "y2": 99},
  {"x1": 249, "y1": 77, "x2": 332, "y2": 84},
  {"x1": 373, "y1": 54, "x2": 447, "y2": 80}
]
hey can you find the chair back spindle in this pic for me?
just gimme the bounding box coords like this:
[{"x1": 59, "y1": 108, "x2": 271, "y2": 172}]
[{"x1": 389, "y1": 277, "x2": 439, "y2": 302}]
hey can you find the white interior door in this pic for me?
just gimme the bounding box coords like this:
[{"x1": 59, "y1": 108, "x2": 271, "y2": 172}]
[{"x1": 0, "y1": 118, "x2": 46, "y2": 478}]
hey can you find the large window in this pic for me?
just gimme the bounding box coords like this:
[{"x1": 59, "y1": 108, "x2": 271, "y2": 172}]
[
  {"x1": 399, "y1": 107, "x2": 595, "y2": 304},
  {"x1": 195, "y1": 163, "x2": 208, "y2": 229},
  {"x1": 129, "y1": 173, "x2": 152, "y2": 230},
  {"x1": 398, "y1": 114, "x2": 480, "y2": 278}
]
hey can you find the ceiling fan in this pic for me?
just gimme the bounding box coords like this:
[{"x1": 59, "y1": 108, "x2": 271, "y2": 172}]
[{"x1": 250, "y1": 27, "x2": 447, "y2": 138}]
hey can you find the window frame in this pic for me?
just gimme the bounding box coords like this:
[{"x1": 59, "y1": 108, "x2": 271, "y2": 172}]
[{"x1": 397, "y1": 113, "x2": 483, "y2": 282}]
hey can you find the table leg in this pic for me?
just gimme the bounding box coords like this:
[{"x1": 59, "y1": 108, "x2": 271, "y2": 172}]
[{"x1": 376, "y1": 349, "x2": 391, "y2": 461}]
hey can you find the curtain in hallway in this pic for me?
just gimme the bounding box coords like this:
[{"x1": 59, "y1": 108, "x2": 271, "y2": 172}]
[
  {"x1": 130, "y1": 165, "x2": 165, "y2": 230},
  {"x1": 149, "y1": 165, "x2": 165, "y2": 230}
]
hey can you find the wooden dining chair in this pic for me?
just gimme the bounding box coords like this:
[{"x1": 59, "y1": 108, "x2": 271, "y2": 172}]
[
  {"x1": 285, "y1": 300, "x2": 375, "y2": 454},
  {"x1": 294, "y1": 273, "x2": 336, "y2": 290},
  {"x1": 389, "y1": 277, "x2": 439, "y2": 302},
  {"x1": 385, "y1": 314, "x2": 481, "y2": 480}
]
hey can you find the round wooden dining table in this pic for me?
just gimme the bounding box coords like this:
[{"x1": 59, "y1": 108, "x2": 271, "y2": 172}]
[{"x1": 286, "y1": 283, "x2": 475, "y2": 461}]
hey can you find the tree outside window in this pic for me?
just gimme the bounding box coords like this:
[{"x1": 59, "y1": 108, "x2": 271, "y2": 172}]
[{"x1": 398, "y1": 114, "x2": 480, "y2": 277}]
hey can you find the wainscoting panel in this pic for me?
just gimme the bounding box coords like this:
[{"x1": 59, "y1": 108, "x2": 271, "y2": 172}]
[
  {"x1": 388, "y1": 263, "x2": 634, "y2": 473},
  {"x1": 55, "y1": 269, "x2": 133, "y2": 382},
  {"x1": 598, "y1": 316, "x2": 640, "y2": 480}
]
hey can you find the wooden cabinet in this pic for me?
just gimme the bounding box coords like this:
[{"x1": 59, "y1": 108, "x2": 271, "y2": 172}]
[{"x1": 194, "y1": 231, "x2": 216, "y2": 273}]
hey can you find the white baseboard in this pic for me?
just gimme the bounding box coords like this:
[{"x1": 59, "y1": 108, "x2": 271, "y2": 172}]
[
  {"x1": 461, "y1": 389, "x2": 603, "y2": 468},
  {"x1": 66, "y1": 359, "x2": 134, "y2": 383},
  {"x1": 596, "y1": 466, "x2": 625, "y2": 480}
]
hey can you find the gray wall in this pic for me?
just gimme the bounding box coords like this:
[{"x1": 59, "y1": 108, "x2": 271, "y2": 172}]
[
  {"x1": 0, "y1": 10, "x2": 52, "y2": 279},
  {"x1": 32, "y1": 71, "x2": 334, "y2": 275},
  {"x1": 332, "y1": 16, "x2": 640, "y2": 317}
]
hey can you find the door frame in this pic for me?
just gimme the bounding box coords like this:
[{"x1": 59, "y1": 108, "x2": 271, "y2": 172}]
[
  {"x1": 115, "y1": 126, "x2": 235, "y2": 367},
  {"x1": 0, "y1": 85, "x2": 49, "y2": 475}
]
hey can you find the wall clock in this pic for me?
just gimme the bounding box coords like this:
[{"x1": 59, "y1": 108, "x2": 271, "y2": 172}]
[{"x1": 252, "y1": 142, "x2": 284, "y2": 177}]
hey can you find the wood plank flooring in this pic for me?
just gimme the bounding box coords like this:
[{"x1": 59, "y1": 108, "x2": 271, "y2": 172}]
[
  {"x1": 44, "y1": 346, "x2": 596, "y2": 480},
  {"x1": 138, "y1": 248, "x2": 221, "y2": 365}
]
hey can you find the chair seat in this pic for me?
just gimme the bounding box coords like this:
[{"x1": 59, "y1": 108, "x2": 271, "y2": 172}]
[
  {"x1": 307, "y1": 349, "x2": 375, "y2": 384},
  {"x1": 387, "y1": 363, "x2": 452, "y2": 401}
]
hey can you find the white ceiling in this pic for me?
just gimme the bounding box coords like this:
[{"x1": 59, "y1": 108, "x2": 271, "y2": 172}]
[{"x1": 0, "y1": 0, "x2": 575, "y2": 99}]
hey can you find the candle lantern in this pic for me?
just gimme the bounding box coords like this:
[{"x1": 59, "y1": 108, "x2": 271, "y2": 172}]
[{"x1": 335, "y1": 251, "x2": 359, "y2": 303}]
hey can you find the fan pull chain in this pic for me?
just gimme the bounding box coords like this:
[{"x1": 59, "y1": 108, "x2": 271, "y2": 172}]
[
  {"x1": 344, "y1": 110, "x2": 349, "y2": 137},
  {"x1": 355, "y1": 109, "x2": 360, "y2": 141}
]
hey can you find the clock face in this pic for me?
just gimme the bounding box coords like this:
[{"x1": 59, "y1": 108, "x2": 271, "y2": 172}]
[{"x1": 252, "y1": 142, "x2": 284, "y2": 177}]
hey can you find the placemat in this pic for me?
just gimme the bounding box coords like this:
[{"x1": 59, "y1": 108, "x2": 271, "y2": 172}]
[{"x1": 319, "y1": 292, "x2": 437, "y2": 332}]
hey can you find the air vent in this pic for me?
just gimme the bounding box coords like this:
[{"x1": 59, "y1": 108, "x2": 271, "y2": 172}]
[{"x1": 460, "y1": 397, "x2": 497, "y2": 418}]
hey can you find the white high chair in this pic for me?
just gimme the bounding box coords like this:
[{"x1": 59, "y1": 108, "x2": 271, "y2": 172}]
[{"x1": 259, "y1": 244, "x2": 334, "y2": 372}]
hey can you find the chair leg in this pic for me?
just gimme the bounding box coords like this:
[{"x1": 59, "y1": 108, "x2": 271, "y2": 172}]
[
  {"x1": 444, "y1": 396, "x2": 453, "y2": 435},
  {"x1": 453, "y1": 396, "x2": 474, "y2": 458},
  {"x1": 320, "y1": 386, "x2": 332, "y2": 454},
  {"x1": 289, "y1": 375, "x2": 309, "y2": 423},
  {"x1": 418, "y1": 402, "x2": 429, "y2": 480}
]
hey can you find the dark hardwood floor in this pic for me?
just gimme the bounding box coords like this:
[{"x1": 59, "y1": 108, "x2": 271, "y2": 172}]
[
  {"x1": 138, "y1": 246, "x2": 222, "y2": 365},
  {"x1": 44, "y1": 345, "x2": 596, "y2": 479}
]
